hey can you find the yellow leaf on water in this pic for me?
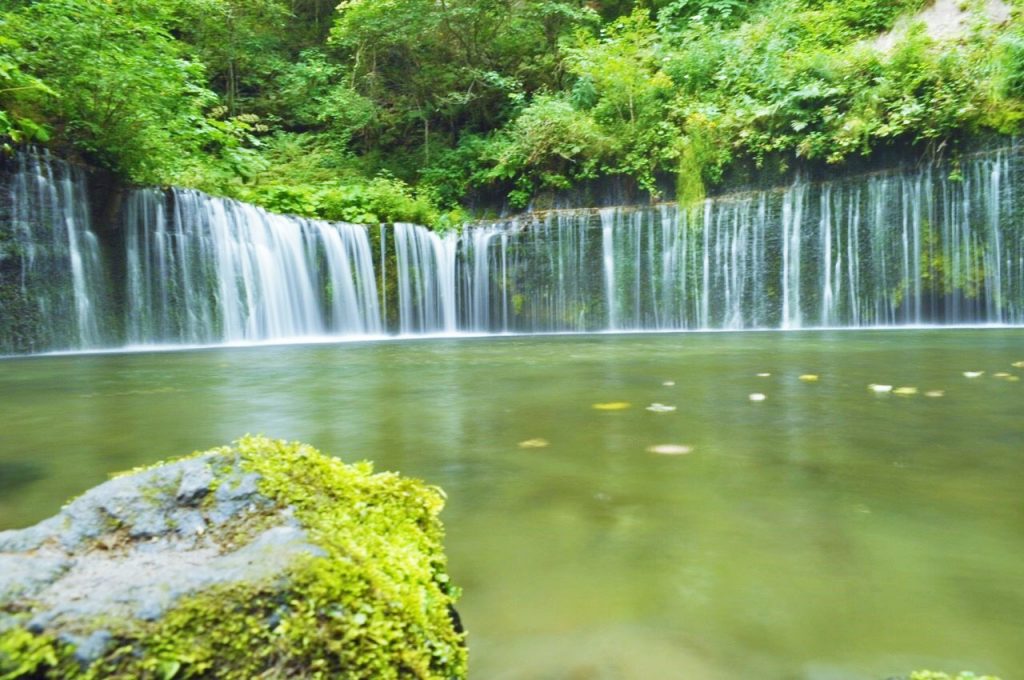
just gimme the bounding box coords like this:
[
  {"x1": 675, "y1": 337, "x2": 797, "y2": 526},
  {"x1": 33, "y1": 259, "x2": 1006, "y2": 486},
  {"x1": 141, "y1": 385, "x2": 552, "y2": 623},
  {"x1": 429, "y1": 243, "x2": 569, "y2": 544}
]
[
  {"x1": 924, "y1": 390, "x2": 945, "y2": 398},
  {"x1": 893, "y1": 387, "x2": 918, "y2": 396},
  {"x1": 592, "y1": 402, "x2": 631, "y2": 411},
  {"x1": 868, "y1": 384, "x2": 893, "y2": 393},
  {"x1": 799, "y1": 374, "x2": 819, "y2": 382},
  {"x1": 518, "y1": 438, "x2": 550, "y2": 449},
  {"x1": 1012, "y1": 361, "x2": 1024, "y2": 368}
]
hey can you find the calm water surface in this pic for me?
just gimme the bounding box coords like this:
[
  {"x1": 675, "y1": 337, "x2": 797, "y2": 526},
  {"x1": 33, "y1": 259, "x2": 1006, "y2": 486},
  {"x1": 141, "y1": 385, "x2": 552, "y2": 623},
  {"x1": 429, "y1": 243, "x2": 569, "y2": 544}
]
[{"x1": 1, "y1": 330, "x2": 1022, "y2": 679}]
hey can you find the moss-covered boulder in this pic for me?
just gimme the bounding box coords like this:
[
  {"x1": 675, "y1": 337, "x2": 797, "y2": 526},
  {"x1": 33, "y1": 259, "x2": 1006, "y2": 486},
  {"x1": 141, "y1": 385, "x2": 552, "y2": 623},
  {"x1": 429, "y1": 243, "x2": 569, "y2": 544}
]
[{"x1": 0, "y1": 436, "x2": 467, "y2": 679}]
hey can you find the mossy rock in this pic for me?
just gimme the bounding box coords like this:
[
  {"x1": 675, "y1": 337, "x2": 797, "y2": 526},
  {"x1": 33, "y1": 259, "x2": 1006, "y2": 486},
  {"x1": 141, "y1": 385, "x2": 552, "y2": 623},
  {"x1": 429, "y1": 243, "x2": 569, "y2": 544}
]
[{"x1": 0, "y1": 436, "x2": 467, "y2": 679}]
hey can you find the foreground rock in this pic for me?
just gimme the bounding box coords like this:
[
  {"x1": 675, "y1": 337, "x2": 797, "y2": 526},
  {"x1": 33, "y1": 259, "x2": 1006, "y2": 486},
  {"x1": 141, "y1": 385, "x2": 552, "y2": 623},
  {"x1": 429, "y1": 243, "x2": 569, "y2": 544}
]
[{"x1": 0, "y1": 436, "x2": 467, "y2": 679}]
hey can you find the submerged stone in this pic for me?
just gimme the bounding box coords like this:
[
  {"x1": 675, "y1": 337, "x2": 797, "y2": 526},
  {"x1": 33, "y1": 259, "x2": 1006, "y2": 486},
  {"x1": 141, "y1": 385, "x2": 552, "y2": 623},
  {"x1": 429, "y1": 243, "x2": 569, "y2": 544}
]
[{"x1": 0, "y1": 436, "x2": 467, "y2": 679}]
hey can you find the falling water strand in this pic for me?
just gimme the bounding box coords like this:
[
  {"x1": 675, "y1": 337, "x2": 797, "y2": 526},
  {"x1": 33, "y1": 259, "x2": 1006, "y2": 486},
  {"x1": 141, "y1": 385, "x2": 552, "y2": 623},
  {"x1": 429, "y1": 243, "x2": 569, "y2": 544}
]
[{"x1": 0, "y1": 151, "x2": 108, "y2": 353}]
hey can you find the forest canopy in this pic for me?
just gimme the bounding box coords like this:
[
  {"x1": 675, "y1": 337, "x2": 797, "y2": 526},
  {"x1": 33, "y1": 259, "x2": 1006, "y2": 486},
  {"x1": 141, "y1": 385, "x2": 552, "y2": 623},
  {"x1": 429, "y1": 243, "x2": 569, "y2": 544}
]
[{"x1": 2, "y1": 0, "x2": 1024, "y2": 225}]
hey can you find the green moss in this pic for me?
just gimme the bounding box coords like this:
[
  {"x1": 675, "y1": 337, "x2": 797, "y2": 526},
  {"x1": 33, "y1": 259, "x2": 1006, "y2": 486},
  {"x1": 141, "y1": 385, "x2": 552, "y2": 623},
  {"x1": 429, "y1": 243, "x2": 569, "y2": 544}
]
[
  {"x1": 0, "y1": 628, "x2": 77, "y2": 680},
  {"x1": 0, "y1": 437, "x2": 467, "y2": 679},
  {"x1": 675, "y1": 138, "x2": 707, "y2": 209}
]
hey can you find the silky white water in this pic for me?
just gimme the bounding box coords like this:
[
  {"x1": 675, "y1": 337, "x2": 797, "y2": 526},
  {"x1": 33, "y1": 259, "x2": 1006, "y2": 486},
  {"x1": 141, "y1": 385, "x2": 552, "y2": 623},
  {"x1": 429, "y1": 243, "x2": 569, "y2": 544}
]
[{"x1": 2, "y1": 147, "x2": 1022, "y2": 353}]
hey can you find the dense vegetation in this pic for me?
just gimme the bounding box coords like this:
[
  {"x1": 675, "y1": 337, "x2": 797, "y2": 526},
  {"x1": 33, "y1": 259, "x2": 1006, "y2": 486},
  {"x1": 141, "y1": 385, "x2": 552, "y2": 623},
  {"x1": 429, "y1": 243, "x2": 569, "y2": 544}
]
[{"x1": 2, "y1": 0, "x2": 1024, "y2": 225}]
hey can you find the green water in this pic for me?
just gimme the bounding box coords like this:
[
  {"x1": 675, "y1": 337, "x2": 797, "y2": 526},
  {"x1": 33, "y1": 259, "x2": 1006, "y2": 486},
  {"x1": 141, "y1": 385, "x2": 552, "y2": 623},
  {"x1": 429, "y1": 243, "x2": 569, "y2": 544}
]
[{"x1": 1, "y1": 330, "x2": 1022, "y2": 679}]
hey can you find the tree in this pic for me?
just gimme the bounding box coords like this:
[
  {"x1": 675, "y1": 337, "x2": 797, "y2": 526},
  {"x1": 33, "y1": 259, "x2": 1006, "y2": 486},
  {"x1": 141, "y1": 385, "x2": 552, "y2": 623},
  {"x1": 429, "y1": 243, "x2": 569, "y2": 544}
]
[{"x1": 3, "y1": 0, "x2": 214, "y2": 181}]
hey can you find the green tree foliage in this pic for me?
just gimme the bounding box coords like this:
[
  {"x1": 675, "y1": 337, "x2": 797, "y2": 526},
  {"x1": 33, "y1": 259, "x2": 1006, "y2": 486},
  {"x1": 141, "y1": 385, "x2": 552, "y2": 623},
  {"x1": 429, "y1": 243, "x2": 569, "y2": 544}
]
[
  {"x1": 171, "y1": 0, "x2": 291, "y2": 116},
  {"x1": 1, "y1": 0, "x2": 217, "y2": 182},
  {"x1": 329, "y1": 0, "x2": 597, "y2": 159},
  {"x1": 0, "y1": 33, "x2": 52, "y2": 151},
  {"x1": 477, "y1": 94, "x2": 611, "y2": 205},
  {"x1": 3, "y1": 0, "x2": 1024, "y2": 224},
  {"x1": 564, "y1": 10, "x2": 677, "y2": 190}
]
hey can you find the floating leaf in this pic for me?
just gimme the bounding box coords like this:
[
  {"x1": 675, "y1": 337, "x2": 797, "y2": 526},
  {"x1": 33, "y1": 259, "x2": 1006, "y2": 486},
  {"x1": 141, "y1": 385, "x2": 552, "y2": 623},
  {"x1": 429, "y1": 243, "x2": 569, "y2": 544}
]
[
  {"x1": 893, "y1": 387, "x2": 918, "y2": 396},
  {"x1": 748, "y1": 393, "x2": 766, "y2": 402},
  {"x1": 518, "y1": 438, "x2": 550, "y2": 449},
  {"x1": 868, "y1": 384, "x2": 893, "y2": 393},
  {"x1": 662, "y1": 380, "x2": 676, "y2": 387},
  {"x1": 798, "y1": 374, "x2": 819, "y2": 382},
  {"x1": 924, "y1": 390, "x2": 945, "y2": 398},
  {"x1": 645, "y1": 403, "x2": 677, "y2": 413},
  {"x1": 1012, "y1": 361, "x2": 1024, "y2": 368},
  {"x1": 963, "y1": 371, "x2": 984, "y2": 378},
  {"x1": 592, "y1": 402, "x2": 631, "y2": 411},
  {"x1": 994, "y1": 372, "x2": 1011, "y2": 378},
  {"x1": 646, "y1": 444, "x2": 694, "y2": 455},
  {"x1": 756, "y1": 373, "x2": 771, "y2": 377}
]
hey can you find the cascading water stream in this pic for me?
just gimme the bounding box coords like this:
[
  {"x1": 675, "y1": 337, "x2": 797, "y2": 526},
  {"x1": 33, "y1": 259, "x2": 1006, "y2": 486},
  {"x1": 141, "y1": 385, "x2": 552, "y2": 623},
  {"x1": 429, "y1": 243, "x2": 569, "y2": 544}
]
[
  {"x1": 123, "y1": 189, "x2": 383, "y2": 344},
  {"x1": 0, "y1": 151, "x2": 108, "y2": 353},
  {"x1": 392, "y1": 223, "x2": 458, "y2": 334},
  {"x1": 460, "y1": 150, "x2": 1022, "y2": 331},
  {"x1": 2, "y1": 146, "x2": 1023, "y2": 354}
]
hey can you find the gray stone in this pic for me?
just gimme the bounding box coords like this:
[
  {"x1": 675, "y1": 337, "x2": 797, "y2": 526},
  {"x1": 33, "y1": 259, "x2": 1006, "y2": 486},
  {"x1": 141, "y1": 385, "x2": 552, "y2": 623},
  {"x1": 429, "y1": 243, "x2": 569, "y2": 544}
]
[
  {"x1": 215, "y1": 470, "x2": 261, "y2": 501},
  {"x1": 0, "y1": 515, "x2": 65, "y2": 553},
  {"x1": 170, "y1": 508, "x2": 207, "y2": 537},
  {"x1": 208, "y1": 471, "x2": 267, "y2": 525},
  {"x1": 0, "y1": 554, "x2": 71, "y2": 600},
  {"x1": 0, "y1": 453, "x2": 322, "y2": 659},
  {"x1": 175, "y1": 457, "x2": 215, "y2": 505},
  {"x1": 61, "y1": 630, "x2": 112, "y2": 663}
]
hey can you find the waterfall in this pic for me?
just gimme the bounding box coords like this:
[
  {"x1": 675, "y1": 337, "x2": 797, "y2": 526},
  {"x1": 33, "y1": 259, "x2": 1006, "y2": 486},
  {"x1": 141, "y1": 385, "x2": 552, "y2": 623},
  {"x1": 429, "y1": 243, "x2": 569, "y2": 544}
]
[
  {"x1": 123, "y1": 189, "x2": 382, "y2": 344},
  {"x1": 392, "y1": 223, "x2": 457, "y2": 334},
  {"x1": 459, "y1": 225, "x2": 502, "y2": 331},
  {"x1": 465, "y1": 150, "x2": 1022, "y2": 330},
  {"x1": 0, "y1": 151, "x2": 108, "y2": 353},
  {"x1": 2, "y1": 146, "x2": 1023, "y2": 354}
]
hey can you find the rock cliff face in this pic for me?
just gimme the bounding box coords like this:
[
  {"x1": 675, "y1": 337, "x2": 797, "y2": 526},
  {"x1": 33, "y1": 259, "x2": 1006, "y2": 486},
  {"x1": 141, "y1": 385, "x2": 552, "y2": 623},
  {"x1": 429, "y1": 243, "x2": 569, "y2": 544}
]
[{"x1": 0, "y1": 437, "x2": 467, "y2": 679}]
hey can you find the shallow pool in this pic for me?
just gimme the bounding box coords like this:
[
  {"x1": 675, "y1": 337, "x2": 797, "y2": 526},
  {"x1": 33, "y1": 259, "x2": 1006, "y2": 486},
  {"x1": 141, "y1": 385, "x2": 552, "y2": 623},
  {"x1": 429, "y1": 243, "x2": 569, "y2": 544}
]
[{"x1": 1, "y1": 329, "x2": 1022, "y2": 678}]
